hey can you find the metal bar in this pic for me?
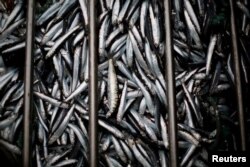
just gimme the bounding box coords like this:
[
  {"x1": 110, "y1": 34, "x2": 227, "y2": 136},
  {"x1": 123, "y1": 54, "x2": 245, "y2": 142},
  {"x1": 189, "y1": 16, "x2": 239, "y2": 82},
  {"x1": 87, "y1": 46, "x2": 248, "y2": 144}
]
[
  {"x1": 89, "y1": 0, "x2": 98, "y2": 166},
  {"x1": 23, "y1": 0, "x2": 35, "y2": 166},
  {"x1": 229, "y1": 0, "x2": 246, "y2": 151},
  {"x1": 163, "y1": 0, "x2": 178, "y2": 166}
]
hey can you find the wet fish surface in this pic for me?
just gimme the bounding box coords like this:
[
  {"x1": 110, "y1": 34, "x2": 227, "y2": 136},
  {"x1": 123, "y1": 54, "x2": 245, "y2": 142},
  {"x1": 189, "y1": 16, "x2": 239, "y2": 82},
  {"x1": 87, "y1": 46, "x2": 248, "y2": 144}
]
[{"x1": 0, "y1": 0, "x2": 249, "y2": 166}]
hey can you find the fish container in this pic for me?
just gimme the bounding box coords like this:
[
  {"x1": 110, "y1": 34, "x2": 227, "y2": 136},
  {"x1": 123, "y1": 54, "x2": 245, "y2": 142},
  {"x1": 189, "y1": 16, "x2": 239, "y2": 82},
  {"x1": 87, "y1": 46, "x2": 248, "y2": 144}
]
[{"x1": 0, "y1": 0, "x2": 249, "y2": 166}]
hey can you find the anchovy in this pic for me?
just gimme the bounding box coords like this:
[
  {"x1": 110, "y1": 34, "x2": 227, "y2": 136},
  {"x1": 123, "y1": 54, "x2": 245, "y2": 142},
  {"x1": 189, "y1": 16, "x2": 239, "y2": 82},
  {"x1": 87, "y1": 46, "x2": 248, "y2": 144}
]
[
  {"x1": 128, "y1": 7, "x2": 140, "y2": 29},
  {"x1": 140, "y1": 0, "x2": 149, "y2": 39},
  {"x1": 49, "y1": 105, "x2": 75, "y2": 144},
  {"x1": 55, "y1": 0, "x2": 78, "y2": 22},
  {"x1": 184, "y1": 9, "x2": 201, "y2": 48},
  {"x1": 111, "y1": 136, "x2": 128, "y2": 163},
  {"x1": 128, "y1": 139, "x2": 151, "y2": 167},
  {"x1": 52, "y1": 159, "x2": 78, "y2": 167},
  {"x1": 0, "y1": 18, "x2": 24, "y2": 41},
  {"x1": 236, "y1": 1, "x2": 250, "y2": 19},
  {"x1": 78, "y1": 0, "x2": 89, "y2": 26},
  {"x1": 36, "y1": 2, "x2": 61, "y2": 26},
  {"x1": 67, "y1": 123, "x2": 88, "y2": 151},
  {"x1": 149, "y1": 3, "x2": 160, "y2": 47},
  {"x1": 0, "y1": 0, "x2": 249, "y2": 166},
  {"x1": 206, "y1": 34, "x2": 217, "y2": 75},
  {"x1": 112, "y1": 0, "x2": 120, "y2": 25},
  {"x1": 117, "y1": 0, "x2": 131, "y2": 24},
  {"x1": 117, "y1": 80, "x2": 128, "y2": 121},
  {"x1": 34, "y1": 91, "x2": 69, "y2": 108},
  {"x1": 0, "y1": 1, "x2": 23, "y2": 32},
  {"x1": 0, "y1": 139, "x2": 21, "y2": 155},
  {"x1": 105, "y1": 154, "x2": 123, "y2": 167},
  {"x1": 184, "y1": 0, "x2": 201, "y2": 34},
  {"x1": 99, "y1": 16, "x2": 110, "y2": 57},
  {"x1": 106, "y1": 58, "x2": 118, "y2": 118},
  {"x1": 45, "y1": 25, "x2": 81, "y2": 59}
]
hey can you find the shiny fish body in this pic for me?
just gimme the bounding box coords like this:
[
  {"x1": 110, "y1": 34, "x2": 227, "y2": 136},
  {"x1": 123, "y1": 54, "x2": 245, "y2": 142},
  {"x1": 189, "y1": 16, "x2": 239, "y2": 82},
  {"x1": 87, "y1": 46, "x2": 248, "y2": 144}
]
[
  {"x1": 106, "y1": 58, "x2": 118, "y2": 118},
  {"x1": 0, "y1": 0, "x2": 249, "y2": 166}
]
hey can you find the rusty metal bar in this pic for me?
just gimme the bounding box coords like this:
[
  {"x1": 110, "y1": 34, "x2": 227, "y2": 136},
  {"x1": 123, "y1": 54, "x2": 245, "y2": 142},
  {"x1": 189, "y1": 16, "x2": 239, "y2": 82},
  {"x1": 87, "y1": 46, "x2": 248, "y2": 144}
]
[
  {"x1": 163, "y1": 0, "x2": 178, "y2": 166},
  {"x1": 229, "y1": 0, "x2": 246, "y2": 151},
  {"x1": 23, "y1": 0, "x2": 35, "y2": 166},
  {"x1": 89, "y1": 0, "x2": 98, "y2": 166}
]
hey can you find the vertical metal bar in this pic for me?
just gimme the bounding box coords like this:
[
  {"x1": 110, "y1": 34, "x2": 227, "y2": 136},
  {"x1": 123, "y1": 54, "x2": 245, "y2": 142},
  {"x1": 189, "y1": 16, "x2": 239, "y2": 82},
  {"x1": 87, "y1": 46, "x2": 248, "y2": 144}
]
[
  {"x1": 229, "y1": 0, "x2": 246, "y2": 151},
  {"x1": 23, "y1": 0, "x2": 35, "y2": 166},
  {"x1": 89, "y1": 0, "x2": 98, "y2": 166},
  {"x1": 163, "y1": 0, "x2": 178, "y2": 166}
]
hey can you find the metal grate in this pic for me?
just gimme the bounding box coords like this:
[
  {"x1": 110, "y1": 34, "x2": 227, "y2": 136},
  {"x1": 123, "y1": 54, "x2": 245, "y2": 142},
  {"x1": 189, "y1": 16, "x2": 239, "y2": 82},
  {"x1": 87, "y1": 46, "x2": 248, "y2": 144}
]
[{"x1": 23, "y1": 0, "x2": 35, "y2": 166}]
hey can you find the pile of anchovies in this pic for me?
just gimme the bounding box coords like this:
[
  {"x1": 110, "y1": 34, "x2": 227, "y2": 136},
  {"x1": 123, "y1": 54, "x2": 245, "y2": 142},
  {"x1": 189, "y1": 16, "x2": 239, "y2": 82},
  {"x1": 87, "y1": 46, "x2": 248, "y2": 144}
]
[{"x1": 0, "y1": 0, "x2": 250, "y2": 166}]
